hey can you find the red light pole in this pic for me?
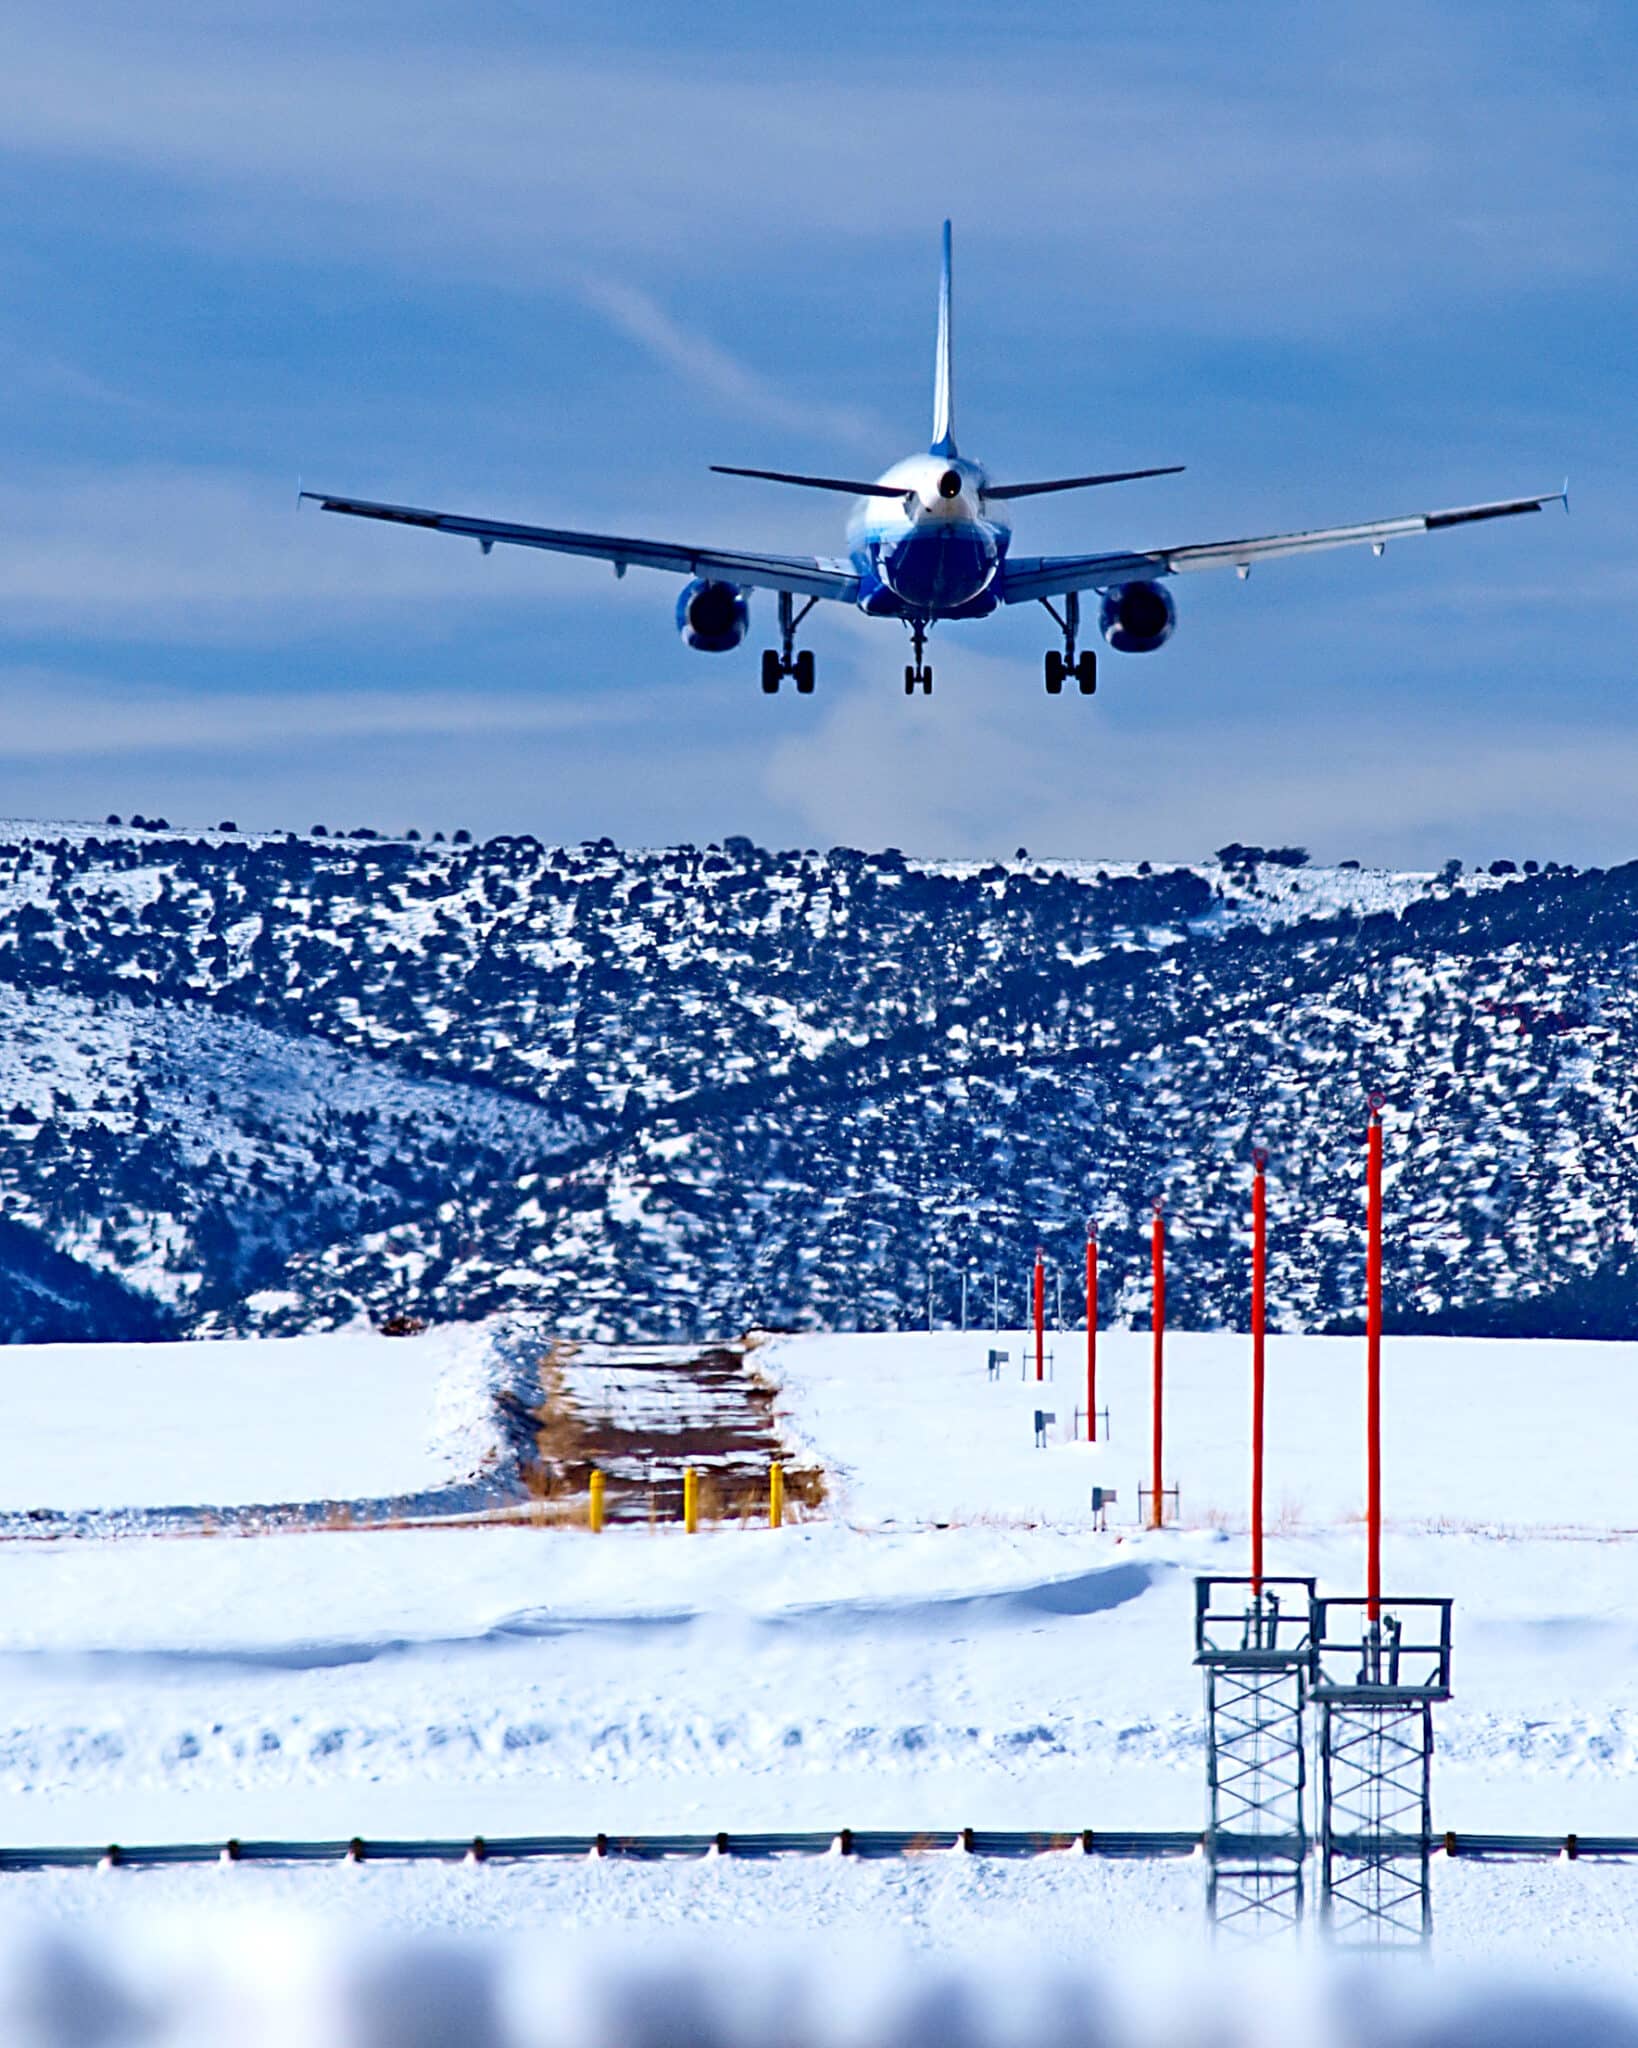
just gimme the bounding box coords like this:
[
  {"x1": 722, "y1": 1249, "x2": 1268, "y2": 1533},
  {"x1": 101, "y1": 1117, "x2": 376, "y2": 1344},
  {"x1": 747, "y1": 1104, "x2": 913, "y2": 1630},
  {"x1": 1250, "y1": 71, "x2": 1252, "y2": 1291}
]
[
  {"x1": 1366, "y1": 1096, "x2": 1384, "y2": 1622},
  {"x1": 1251, "y1": 1149, "x2": 1268, "y2": 1594},
  {"x1": 1033, "y1": 1248, "x2": 1045, "y2": 1383},
  {"x1": 1150, "y1": 1202, "x2": 1165, "y2": 1530},
  {"x1": 1085, "y1": 1228, "x2": 1098, "y2": 1442}
]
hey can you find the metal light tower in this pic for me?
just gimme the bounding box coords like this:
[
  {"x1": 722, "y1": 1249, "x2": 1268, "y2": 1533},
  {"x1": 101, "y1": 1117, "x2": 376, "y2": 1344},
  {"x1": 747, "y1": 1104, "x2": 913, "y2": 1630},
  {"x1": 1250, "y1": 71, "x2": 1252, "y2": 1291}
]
[
  {"x1": 1312, "y1": 1098, "x2": 1453, "y2": 1949},
  {"x1": 1251, "y1": 1150, "x2": 1268, "y2": 1590},
  {"x1": 1085, "y1": 1226, "x2": 1098, "y2": 1442},
  {"x1": 1196, "y1": 1152, "x2": 1311, "y2": 1939},
  {"x1": 1313, "y1": 1597, "x2": 1452, "y2": 1947},
  {"x1": 1033, "y1": 1248, "x2": 1045, "y2": 1382},
  {"x1": 1150, "y1": 1202, "x2": 1166, "y2": 1528}
]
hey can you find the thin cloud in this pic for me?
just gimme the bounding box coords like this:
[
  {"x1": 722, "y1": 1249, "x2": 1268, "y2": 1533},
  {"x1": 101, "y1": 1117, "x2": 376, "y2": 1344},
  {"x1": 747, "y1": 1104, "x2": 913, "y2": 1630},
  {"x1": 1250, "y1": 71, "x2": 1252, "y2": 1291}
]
[
  {"x1": 763, "y1": 637, "x2": 1638, "y2": 869},
  {"x1": 0, "y1": 8, "x2": 1620, "y2": 325},
  {"x1": 0, "y1": 465, "x2": 624, "y2": 639},
  {"x1": 577, "y1": 276, "x2": 879, "y2": 449},
  {"x1": 0, "y1": 667, "x2": 664, "y2": 756}
]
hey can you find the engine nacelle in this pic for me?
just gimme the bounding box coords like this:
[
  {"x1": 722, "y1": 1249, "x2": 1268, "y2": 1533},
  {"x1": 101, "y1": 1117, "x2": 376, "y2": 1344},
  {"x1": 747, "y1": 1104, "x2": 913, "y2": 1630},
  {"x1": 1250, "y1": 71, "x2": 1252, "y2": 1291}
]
[
  {"x1": 1099, "y1": 580, "x2": 1176, "y2": 654},
  {"x1": 676, "y1": 578, "x2": 750, "y2": 653}
]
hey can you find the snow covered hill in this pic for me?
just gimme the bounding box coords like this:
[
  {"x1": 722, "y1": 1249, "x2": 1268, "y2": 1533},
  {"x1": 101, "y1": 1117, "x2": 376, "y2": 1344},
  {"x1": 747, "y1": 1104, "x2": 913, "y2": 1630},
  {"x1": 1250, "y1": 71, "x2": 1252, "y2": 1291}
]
[{"x1": 0, "y1": 818, "x2": 1628, "y2": 1341}]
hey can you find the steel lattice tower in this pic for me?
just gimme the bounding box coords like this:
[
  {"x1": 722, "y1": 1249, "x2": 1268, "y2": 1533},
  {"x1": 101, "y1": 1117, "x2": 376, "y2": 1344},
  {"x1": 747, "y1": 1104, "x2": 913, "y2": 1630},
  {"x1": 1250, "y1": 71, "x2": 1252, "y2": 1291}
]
[
  {"x1": 1312, "y1": 1597, "x2": 1453, "y2": 1949},
  {"x1": 1195, "y1": 1576, "x2": 1316, "y2": 1937}
]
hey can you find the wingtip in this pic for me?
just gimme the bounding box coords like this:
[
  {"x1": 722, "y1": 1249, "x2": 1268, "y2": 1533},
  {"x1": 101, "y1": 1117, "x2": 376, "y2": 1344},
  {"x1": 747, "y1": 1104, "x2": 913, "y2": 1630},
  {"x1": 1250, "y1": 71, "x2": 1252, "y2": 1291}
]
[{"x1": 1561, "y1": 475, "x2": 1571, "y2": 515}]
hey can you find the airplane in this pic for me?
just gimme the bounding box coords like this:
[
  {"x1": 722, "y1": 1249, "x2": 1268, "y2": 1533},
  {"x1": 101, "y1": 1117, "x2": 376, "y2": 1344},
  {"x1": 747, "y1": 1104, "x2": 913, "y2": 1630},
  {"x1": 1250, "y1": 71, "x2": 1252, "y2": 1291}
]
[{"x1": 302, "y1": 222, "x2": 1564, "y2": 700}]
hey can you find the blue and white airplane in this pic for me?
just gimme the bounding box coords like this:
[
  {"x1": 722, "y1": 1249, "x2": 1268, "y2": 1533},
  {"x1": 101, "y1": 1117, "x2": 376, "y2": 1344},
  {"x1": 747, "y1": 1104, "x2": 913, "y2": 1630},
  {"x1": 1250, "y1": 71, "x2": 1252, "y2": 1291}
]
[{"x1": 303, "y1": 223, "x2": 1563, "y2": 698}]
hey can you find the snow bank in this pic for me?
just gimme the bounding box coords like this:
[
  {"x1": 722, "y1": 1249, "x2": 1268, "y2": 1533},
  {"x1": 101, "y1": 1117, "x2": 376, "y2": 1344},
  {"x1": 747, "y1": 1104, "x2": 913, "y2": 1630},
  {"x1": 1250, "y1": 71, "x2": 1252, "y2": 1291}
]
[{"x1": 0, "y1": 1320, "x2": 513, "y2": 1513}]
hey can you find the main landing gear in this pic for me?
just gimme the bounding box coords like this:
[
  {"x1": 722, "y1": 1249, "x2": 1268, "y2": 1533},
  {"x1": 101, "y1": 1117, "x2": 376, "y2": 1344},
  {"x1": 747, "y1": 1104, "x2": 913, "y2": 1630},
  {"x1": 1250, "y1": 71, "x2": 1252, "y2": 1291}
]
[
  {"x1": 1039, "y1": 591, "x2": 1097, "y2": 695},
  {"x1": 761, "y1": 591, "x2": 818, "y2": 693},
  {"x1": 903, "y1": 619, "x2": 933, "y2": 695}
]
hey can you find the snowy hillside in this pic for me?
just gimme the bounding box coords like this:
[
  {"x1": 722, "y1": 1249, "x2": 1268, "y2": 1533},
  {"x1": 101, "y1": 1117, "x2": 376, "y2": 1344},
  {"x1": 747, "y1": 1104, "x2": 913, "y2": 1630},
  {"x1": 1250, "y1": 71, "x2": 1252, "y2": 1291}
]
[{"x1": 0, "y1": 818, "x2": 1627, "y2": 1341}]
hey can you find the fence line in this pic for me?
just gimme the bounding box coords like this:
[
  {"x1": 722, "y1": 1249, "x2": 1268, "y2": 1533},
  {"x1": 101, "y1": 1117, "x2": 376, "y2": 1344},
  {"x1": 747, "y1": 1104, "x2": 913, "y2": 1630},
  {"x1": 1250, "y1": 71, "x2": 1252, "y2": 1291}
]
[{"x1": 0, "y1": 1828, "x2": 1630, "y2": 1873}]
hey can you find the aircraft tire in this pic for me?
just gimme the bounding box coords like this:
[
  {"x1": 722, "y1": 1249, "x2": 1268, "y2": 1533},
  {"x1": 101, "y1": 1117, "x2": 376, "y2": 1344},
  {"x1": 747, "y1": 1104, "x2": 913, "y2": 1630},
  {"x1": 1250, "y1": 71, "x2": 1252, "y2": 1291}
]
[
  {"x1": 761, "y1": 650, "x2": 781, "y2": 694},
  {"x1": 1044, "y1": 650, "x2": 1065, "y2": 694},
  {"x1": 794, "y1": 650, "x2": 816, "y2": 694},
  {"x1": 1076, "y1": 651, "x2": 1098, "y2": 695}
]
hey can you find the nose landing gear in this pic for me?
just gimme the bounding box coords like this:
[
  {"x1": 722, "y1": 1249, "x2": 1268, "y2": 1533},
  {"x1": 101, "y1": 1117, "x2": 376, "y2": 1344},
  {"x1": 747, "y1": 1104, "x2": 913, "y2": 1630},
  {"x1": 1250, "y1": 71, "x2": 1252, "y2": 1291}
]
[
  {"x1": 1040, "y1": 592, "x2": 1097, "y2": 695},
  {"x1": 903, "y1": 619, "x2": 934, "y2": 695},
  {"x1": 761, "y1": 591, "x2": 818, "y2": 693}
]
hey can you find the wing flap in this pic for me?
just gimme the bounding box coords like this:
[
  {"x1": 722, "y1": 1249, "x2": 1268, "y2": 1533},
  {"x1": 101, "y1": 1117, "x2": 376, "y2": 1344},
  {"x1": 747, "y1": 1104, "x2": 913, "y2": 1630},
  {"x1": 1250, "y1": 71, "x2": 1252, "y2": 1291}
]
[
  {"x1": 1001, "y1": 550, "x2": 1169, "y2": 603},
  {"x1": 301, "y1": 491, "x2": 859, "y2": 604},
  {"x1": 1002, "y1": 488, "x2": 1565, "y2": 605}
]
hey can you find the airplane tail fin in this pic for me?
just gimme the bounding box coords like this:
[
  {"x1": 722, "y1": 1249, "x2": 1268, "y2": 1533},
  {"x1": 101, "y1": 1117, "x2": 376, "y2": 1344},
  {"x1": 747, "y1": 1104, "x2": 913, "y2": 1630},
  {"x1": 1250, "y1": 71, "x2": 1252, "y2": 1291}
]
[{"x1": 931, "y1": 220, "x2": 956, "y2": 458}]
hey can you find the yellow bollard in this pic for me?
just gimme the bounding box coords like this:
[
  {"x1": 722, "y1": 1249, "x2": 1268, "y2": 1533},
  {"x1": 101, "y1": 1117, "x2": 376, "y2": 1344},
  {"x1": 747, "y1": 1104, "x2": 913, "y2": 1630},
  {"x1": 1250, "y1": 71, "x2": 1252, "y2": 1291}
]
[
  {"x1": 683, "y1": 1465, "x2": 699, "y2": 1534},
  {"x1": 589, "y1": 1469, "x2": 605, "y2": 1534},
  {"x1": 769, "y1": 1462, "x2": 784, "y2": 1530}
]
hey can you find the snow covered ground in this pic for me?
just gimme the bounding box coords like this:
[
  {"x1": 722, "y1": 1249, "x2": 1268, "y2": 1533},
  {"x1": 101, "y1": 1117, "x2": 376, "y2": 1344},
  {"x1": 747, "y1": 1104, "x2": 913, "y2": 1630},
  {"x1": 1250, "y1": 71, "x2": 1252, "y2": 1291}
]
[
  {"x1": 0, "y1": 1321, "x2": 514, "y2": 1517},
  {"x1": 759, "y1": 1327, "x2": 1620, "y2": 1530},
  {"x1": 0, "y1": 1325, "x2": 1635, "y2": 1967},
  {"x1": 6, "y1": 1910, "x2": 1638, "y2": 2048}
]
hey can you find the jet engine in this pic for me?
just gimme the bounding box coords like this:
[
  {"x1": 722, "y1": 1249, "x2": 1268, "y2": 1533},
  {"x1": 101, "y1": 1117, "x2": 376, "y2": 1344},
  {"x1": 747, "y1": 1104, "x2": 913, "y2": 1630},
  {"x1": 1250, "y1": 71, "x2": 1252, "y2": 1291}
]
[
  {"x1": 676, "y1": 579, "x2": 750, "y2": 653},
  {"x1": 1099, "y1": 580, "x2": 1176, "y2": 654}
]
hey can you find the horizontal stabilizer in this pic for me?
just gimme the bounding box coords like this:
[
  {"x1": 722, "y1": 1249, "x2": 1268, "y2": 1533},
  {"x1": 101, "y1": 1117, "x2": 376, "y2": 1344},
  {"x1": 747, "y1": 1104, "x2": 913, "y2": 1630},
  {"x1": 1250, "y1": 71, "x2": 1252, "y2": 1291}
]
[
  {"x1": 711, "y1": 464, "x2": 909, "y2": 500},
  {"x1": 984, "y1": 465, "x2": 1184, "y2": 502}
]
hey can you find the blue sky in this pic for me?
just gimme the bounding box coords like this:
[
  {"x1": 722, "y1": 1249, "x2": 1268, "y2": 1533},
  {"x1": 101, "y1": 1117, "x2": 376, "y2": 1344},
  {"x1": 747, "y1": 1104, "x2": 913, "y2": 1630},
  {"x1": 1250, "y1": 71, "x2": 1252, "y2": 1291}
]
[{"x1": 0, "y1": 0, "x2": 1632, "y2": 865}]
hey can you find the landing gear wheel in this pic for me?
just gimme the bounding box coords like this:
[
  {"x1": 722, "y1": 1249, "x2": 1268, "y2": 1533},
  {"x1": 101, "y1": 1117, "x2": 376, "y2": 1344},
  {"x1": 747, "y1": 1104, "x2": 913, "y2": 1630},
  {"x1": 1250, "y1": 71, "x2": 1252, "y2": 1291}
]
[
  {"x1": 765, "y1": 592, "x2": 819, "y2": 697},
  {"x1": 1075, "y1": 650, "x2": 1098, "y2": 695},
  {"x1": 1044, "y1": 649, "x2": 1065, "y2": 695},
  {"x1": 904, "y1": 621, "x2": 933, "y2": 696}
]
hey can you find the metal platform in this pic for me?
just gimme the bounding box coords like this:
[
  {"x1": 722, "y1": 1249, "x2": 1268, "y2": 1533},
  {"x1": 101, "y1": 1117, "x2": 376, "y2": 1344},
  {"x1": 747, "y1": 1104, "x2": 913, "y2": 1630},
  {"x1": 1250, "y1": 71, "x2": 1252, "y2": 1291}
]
[{"x1": 1194, "y1": 1576, "x2": 1316, "y2": 1937}]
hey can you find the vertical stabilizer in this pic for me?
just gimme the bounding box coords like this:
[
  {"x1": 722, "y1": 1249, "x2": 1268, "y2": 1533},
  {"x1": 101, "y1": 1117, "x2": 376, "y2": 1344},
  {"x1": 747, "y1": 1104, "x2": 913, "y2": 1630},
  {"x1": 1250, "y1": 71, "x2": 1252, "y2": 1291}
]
[{"x1": 931, "y1": 220, "x2": 956, "y2": 457}]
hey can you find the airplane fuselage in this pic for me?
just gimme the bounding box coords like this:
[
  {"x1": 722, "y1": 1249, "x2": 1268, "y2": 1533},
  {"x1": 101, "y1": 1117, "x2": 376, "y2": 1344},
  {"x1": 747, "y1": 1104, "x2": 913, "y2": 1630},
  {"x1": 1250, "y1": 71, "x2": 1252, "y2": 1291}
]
[{"x1": 847, "y1": 454, "x2": 1011, "y2": 620}]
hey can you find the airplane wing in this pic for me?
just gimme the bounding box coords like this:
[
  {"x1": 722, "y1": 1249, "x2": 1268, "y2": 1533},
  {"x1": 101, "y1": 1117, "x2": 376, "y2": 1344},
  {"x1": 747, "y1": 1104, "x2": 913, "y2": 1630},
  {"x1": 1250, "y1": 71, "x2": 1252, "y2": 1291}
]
[
  {"x1": 1000, "y1": 488, "x2": 1567, "y2": 605},
  {"x1": 299, "y1": 490, "x2": 860, "y2": 604}
]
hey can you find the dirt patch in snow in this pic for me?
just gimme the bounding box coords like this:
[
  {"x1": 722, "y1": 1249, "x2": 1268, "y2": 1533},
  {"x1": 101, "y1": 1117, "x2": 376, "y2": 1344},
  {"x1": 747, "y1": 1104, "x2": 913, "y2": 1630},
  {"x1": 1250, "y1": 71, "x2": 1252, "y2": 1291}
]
[{"x1": 524, "y1": 1339, "x2": 826, "y2": 1526}]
